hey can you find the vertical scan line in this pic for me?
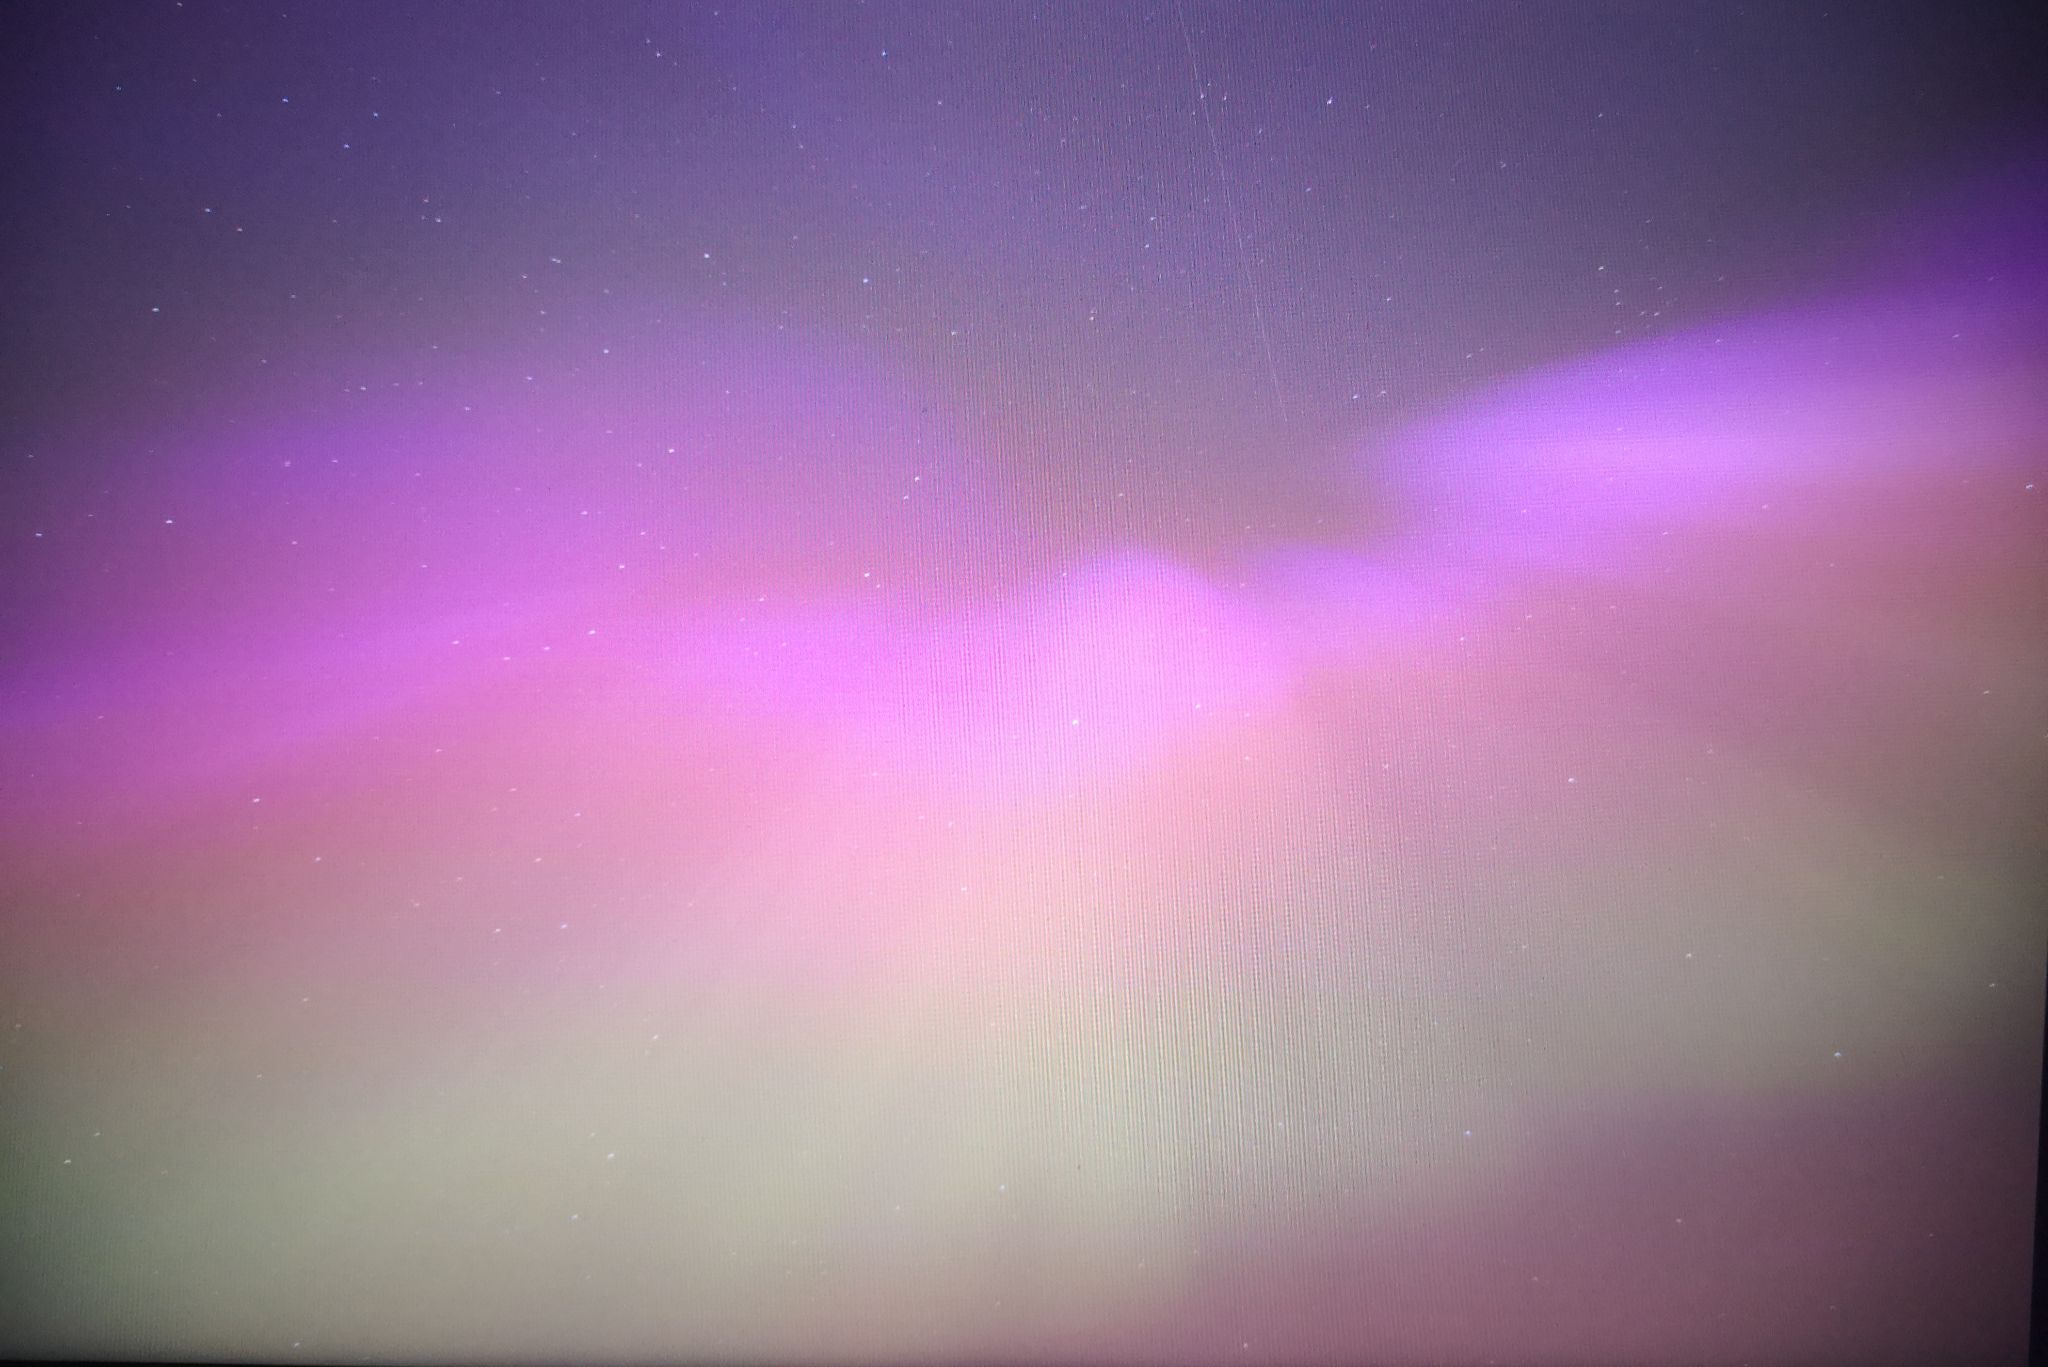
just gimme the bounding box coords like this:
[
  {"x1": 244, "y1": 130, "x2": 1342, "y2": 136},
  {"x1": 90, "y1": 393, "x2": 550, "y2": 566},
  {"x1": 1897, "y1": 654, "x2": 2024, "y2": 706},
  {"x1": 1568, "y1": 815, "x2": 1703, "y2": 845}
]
[{"x1": 1175, "y1": 0, "x2": 1286, "y2": 420}]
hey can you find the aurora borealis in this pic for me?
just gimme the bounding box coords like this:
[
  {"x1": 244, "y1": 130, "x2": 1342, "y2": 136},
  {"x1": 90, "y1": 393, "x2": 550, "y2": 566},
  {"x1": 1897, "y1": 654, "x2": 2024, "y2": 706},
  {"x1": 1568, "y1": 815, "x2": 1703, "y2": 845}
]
[{"x1": 2, "y1": 4, "x2": 2045, "y2": 1363}]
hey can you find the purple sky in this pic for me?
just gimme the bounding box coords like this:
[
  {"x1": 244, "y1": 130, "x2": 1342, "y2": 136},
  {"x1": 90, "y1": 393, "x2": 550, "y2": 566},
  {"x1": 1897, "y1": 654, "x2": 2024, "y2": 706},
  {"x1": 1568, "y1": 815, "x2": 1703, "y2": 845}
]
[{"x1": 1, "y1": 4, "x2": 2044, "y2": 1364}]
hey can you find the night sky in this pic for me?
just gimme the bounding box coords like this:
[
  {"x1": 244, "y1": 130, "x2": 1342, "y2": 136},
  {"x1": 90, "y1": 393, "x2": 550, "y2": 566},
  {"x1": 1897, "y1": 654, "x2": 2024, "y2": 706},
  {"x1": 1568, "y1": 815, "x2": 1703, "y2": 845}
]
[{"x1": 2, "y1": 3, "x2": 2045, "y2": 1363}]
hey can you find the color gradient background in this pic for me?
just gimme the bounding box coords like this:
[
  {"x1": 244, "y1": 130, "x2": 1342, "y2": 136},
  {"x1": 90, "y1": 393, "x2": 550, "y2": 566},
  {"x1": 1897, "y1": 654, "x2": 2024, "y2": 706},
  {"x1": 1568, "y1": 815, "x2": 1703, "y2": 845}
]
[{"x1": 2, "y1": 3, "x2": 2045, "y2": 1363}]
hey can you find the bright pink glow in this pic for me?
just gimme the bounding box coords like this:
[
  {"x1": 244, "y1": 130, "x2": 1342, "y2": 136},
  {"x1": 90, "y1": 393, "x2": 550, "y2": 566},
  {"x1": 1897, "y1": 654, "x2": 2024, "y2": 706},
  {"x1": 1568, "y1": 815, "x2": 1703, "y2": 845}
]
[{"x1": 3, "y1": 180, "x2": 2043, "y2": 1363}]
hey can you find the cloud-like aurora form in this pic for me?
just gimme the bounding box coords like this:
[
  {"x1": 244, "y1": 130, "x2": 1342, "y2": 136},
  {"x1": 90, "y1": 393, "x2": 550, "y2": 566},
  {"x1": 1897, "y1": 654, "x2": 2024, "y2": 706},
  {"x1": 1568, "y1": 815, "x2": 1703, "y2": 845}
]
[{"x1": 2, "y1": 185, "x2": 2043, "y2": 1365}]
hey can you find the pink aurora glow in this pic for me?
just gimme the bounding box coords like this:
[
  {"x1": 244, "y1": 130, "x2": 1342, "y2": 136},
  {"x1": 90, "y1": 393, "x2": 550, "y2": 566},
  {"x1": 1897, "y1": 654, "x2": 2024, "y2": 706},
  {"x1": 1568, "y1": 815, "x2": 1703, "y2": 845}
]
[{"x1": 2, "y1": 184, "x2": 2043, "y2": 1363}]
